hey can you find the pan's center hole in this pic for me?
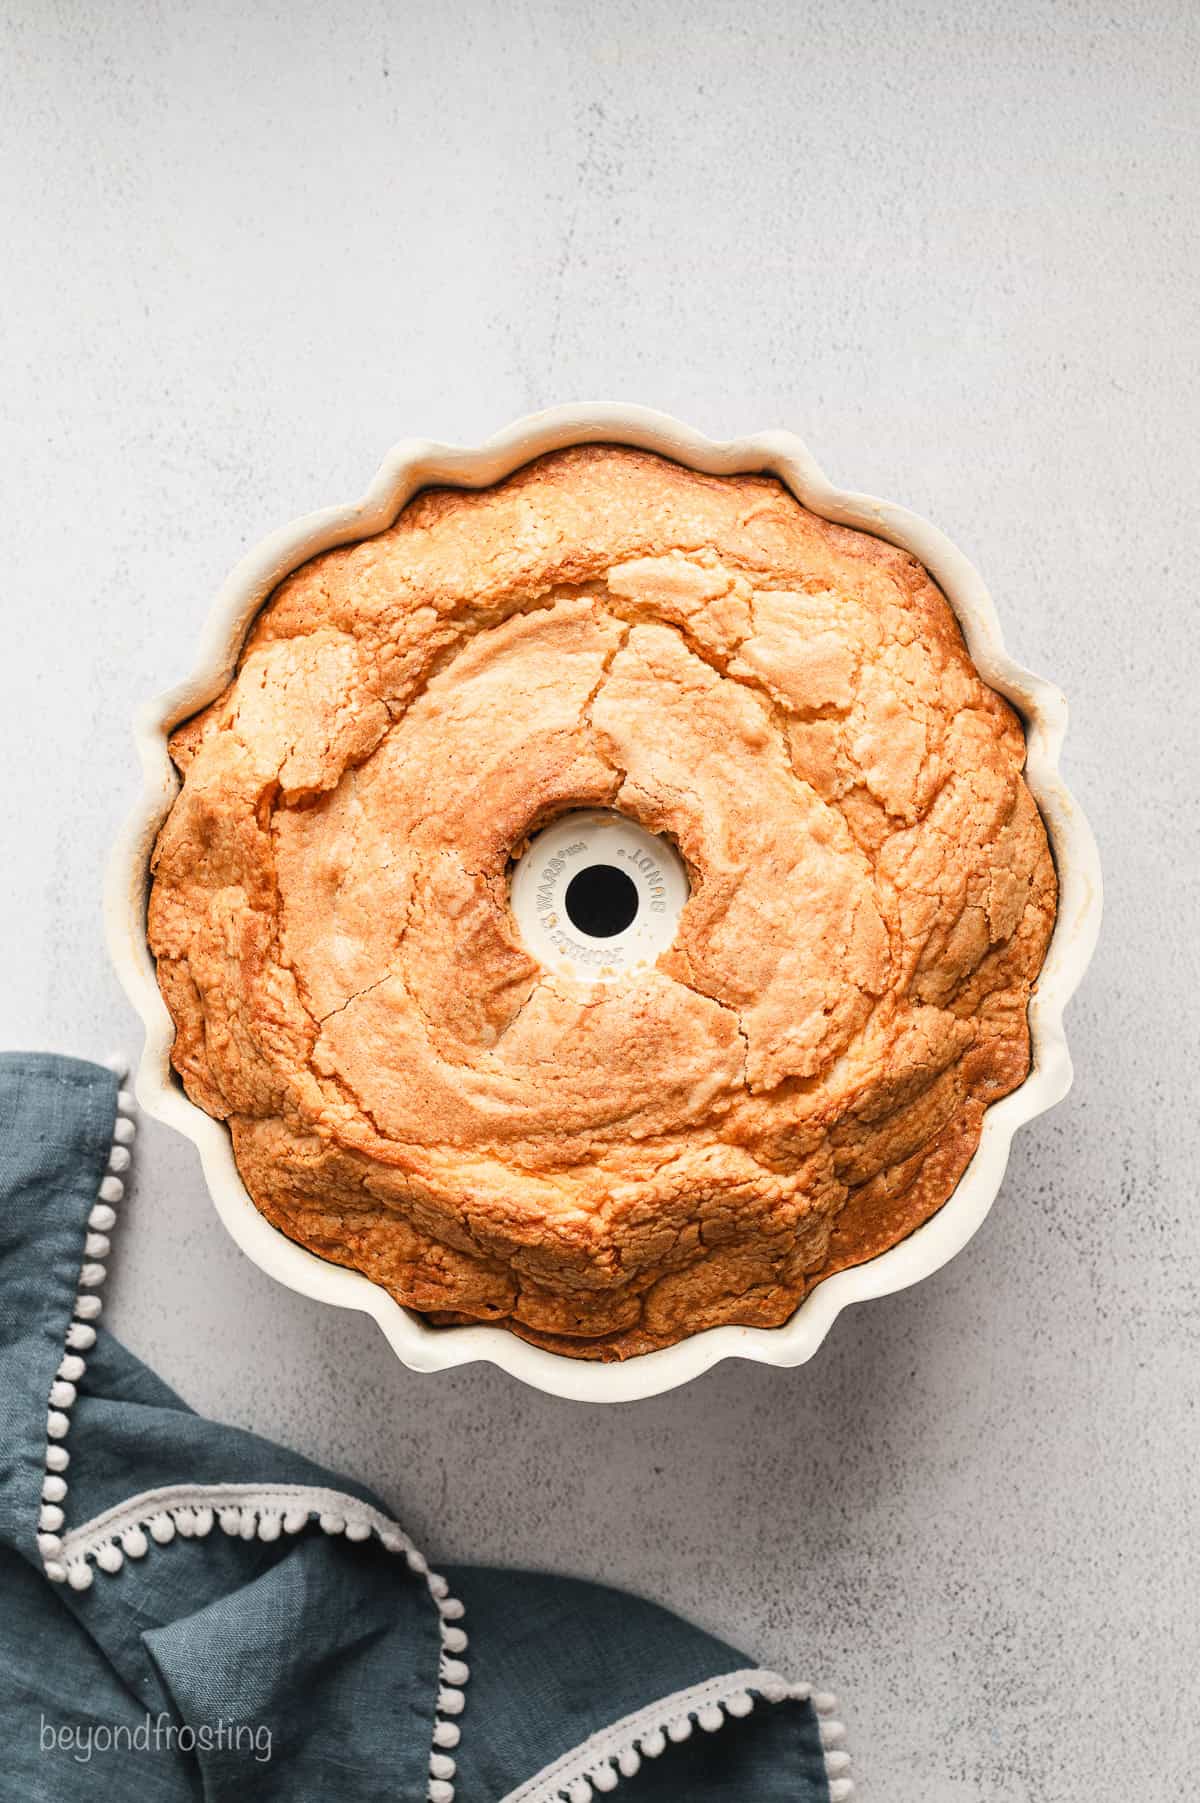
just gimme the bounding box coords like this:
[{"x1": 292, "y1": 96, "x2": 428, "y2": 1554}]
[
  {"x1": 509, "y1": 808, "x2": 689, "y2": 983},
  {"x1": 564, "y1": 864, "x2": 639, "y2": 939}
]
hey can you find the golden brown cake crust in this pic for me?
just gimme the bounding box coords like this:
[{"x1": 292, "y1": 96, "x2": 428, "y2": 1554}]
[{"x1": 148, "y1": 447, "x2": 1057, "y2": 1358}]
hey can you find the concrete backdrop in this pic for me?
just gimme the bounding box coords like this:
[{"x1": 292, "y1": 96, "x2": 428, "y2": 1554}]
[{"x1": 2, "y1": 1, "x2": 1197, "y2": 1795}]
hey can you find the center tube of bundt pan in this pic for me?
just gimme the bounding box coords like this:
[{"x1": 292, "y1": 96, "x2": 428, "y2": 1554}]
[{"x1": 509, "y1": 810, "x2": 689, "y2": 983}]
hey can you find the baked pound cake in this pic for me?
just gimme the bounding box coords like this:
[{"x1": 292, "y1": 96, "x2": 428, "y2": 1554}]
[{"x1": 148, "y1": 447, "x2": 1057, "y2": 1359}]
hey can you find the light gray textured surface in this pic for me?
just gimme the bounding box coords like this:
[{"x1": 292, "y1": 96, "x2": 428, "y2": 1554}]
[{"x1": 2, "y1": 2, "x2": 1197, "y2": 1795}]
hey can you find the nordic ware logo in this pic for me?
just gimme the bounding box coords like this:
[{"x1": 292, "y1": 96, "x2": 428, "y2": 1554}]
[{"x1": 510, "y1": 809, "x2": 689, "y2": 983}]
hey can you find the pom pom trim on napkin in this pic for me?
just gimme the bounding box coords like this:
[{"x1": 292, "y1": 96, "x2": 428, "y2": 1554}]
[
  {"x1": 36, "y1": 1055, "x2": 135, "y2": 1573},
  {"x1": 34, "y1": 1060, "x2": 470, "y2": 1802},
  {"x1": 497, "y1": 1668, "x2": 853, "y2": 1802}
]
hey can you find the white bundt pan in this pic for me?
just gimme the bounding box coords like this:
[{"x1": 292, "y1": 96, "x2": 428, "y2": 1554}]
[{"x1": 107, "y1": 405, "x2": 1102, "y2": 1403}]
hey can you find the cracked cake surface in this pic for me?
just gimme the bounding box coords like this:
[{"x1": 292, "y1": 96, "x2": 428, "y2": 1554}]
[{"x1": 149, "y1": 446, "x2": 1057, "y2": 1358}]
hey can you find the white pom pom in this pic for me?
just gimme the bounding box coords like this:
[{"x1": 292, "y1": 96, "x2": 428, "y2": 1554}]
[
  {"x1": 826, "y1": 1750, "x2": 852, "y2": 1774},
  {"x1": 37, "y1": 1532, "x2": 63, "y2": 1559},
  {"x1": 78, "y1": 1263, "x2": 106, "y2": 1289},
  {"x1": 97, "y1": 1543, "x2": 124, "y2": 1573},
  {"x1": 113, "y1": 1116, "x2": 136, "y2": 1145},
  {"x1": 116, "y1": 1088, "x2": 136, "y2": 1116},
  {"x1": 429, "y1": 1752, "x2": 456, "y2": 1779},
  {"x1": 44, "y1": 1559, "x2": 67, "y2": 1583},
  {"x1": 103, "y1": 1052, "x2": 129, "y2": 1078},
  {"x1": 640, "y1": 1728, "x2": 666, "y2": 1758},
  {"x1": 149, "y1": 1513, "x2": 175, "y2": 1545},
  {"x1": 46, "y1": 1444, "x2": 69, "y2": 1472},
  {"x1": 442, "y1": 1626, "x2": 467, "y2": 1655},
  {"x1": 380, "y1": 1530, "x2": 406, "y2": 1554},
  {"x1": 592, "y1": 1762, "x2": 619, "y2": 1792},
  {"x1": 438, "y1": 1596, "x2": 465, "y2": 1620},
  {"x1": 85, "y1": 1233, "x2": 111, "y2": 1259},
  {"x1": 239, "y1": 1510, "x2": 258, "y2": 1539},
  {"x1": 829, "y1": 1781, "x2": 854, "y2": 1801},
  {"x1": 58, "y1": 1355, "x2": 86, "y2": 1384},
  {"x1": 39, "y1": 1504, "x2": 64, "y2": 1532},
  {"x1": 47, "y1": 1410, "x2": 70, "y2": 1440},
  {"x1": 66, "y1": 1324, "x2": 96, "y2": 1351},
  {"x1": 437, "y1": 1687, "x2": 464, "y2": 1716},
  {"x1": 344, "y1": 1517, "x2": 370, "y2": 1542},
  {"x1": 258, "y1": 1513, "x2": 281, "y2": 1542},
  {"x1": 192, "y1": 1507, "x2": 214, "y2": 1537},
  {"x1": 617, "y1": 1747, "x2": 641, "y2": 1776},
  {"x1": 405, "y1": 1548, "x2": 428, "y2": 1574},
  {"x1": 698, "y1": 1704, "x2": 724, "y2": 1732},
  {"x1": 427, "y1": 1574, "x2": 449, "y2": 1600},
  {"x1": 43, "y1": 1474, "x2": 68, "y2": 1504},
  {"x1": 318, "y1": 1513, "x2": 345, "y2": 1535},
  {"x1": 99, "y1": 1175, "x2": 125, "y2": 1203},
  {"x1": 49, "y1": 1381, "x2": 76, "y2": 1409},
  {"x1": 122, "y1": 1527, "x2": 148, "y2": 1558},
  {"x1": 820, "y1": 1720, "x2": 846, "y2": 1748},
  {"x1": 173, "y1": 1508, "x2": 196, "y2": 1537},
  {"x1": 567, "y1": 1782, "x2": 592, "y2": 1803},
  {"x1": 726, "y1": 1691, "x2": 754, "y2": 1718},
  {"x1": 219, "y1": 1508, "x2": 241, "y2": 1535},
  {"x1": 89, "y1": 1202, "x2": 118, "y2": 1231},
  {"x1": 427, "y1": 1782, "x2": 454, "y2": 1803},
  {"x1": 813, "y1": 1691, "x2": 838, "y2": 1716},
  {"x1": 440, "y1": 1658, "x2": 468, "y2": 1687},
  {"x1": 74, "y1": 1294, "x2": 102, "y2": 1320},
  {"x1": 667, "y1": 1717, "x2": 692, "y2": 1743},
  {"x1": 107, "y1": 1144, "x2": 132, "y2": 1174},
  {"x1": 432, "y1": 1721, "x2": 460, "y2": 1750},
  {"x1": 67, "y1": 1561, "x2": 94, "y2": 1591},
  {"x1": 758, "y1": 1676, "x2": 788, "y2": 1704},
  {"x1": 283, "y1": 1509, "x2": 308, "y2": 1534}
]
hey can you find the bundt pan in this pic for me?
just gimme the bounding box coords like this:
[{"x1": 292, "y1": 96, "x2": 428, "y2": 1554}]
[{"x1": 106, "y1": 406, "x2": 1101, "y2": 1402}]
